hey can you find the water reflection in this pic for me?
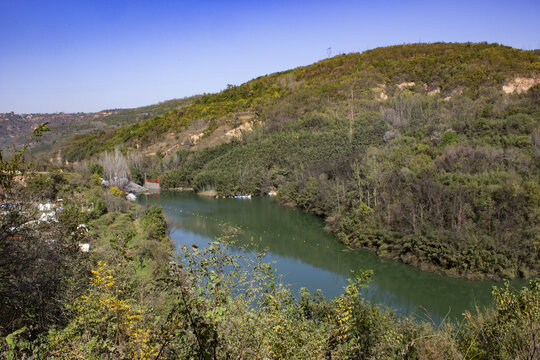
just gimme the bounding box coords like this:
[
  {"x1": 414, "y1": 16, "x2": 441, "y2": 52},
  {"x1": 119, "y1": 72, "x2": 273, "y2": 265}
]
[{"x1": 139, "y1": 191, "x2": 526, "y2": 323}]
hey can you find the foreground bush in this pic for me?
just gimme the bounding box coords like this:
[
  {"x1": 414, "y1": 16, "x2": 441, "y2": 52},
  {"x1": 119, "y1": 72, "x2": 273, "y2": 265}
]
[{"x1": 5, "y1": 239, "x2": 537, "y2": 359}]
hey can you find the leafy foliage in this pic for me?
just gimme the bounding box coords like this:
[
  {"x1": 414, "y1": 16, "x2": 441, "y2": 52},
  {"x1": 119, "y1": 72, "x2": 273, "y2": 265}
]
[
  {"x1": 141, "y1": 206, "x2": 167, "y2": 240},
  {"x1": 109, "y1": 185, "x2": 124, "y2": 197},
  {"x1": 87, "y1": 161, "x2": 104, "y2": 176},
  {"x1": 43, "y1": 261, "x2": 158, "y2": 359},
  {"x1": 6, "y1": 236, "x2": 538, "y2": 359},
  {"x1": 458, "y1": 279, "x2": 540, "y2": 359}
]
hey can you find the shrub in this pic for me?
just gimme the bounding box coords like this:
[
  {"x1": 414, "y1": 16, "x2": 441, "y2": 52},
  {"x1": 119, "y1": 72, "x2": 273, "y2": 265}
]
[
  {"x1": 24, "y1": 172, "x2": 67, "y2": 200},
  {"x1": 92, "y1": 173, "x2": 102, "y2": 186},
  {"x1": 109, "y1": 186, "x2": 124, "y2": 197},
  {"x1": 458, "y1": 279, "x2": 540, "y2": 359},
  {"x1": 129, "y1": 165, "x2": 144, "y2": 186},
  {"x1": 91, "y1": 196, "x2": 107, "y2": 218},
  {"x1": 440, "y1": 130, "x2": 460, "y2": 148},
  {"x1": 87, "y1": 162, "x2": 104, "y2": 177},
  {"x1": 141, "y1": 206, "x2": 167, "y2": 239}
]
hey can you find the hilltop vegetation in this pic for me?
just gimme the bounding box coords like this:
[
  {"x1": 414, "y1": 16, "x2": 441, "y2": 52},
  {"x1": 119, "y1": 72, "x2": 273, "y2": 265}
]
[
  {"x1": 56, "y1": 42, "x2": 540, "y2": 279},
  {"x1": 59, "y1": 42, "x2": 539, "y2": 158}
]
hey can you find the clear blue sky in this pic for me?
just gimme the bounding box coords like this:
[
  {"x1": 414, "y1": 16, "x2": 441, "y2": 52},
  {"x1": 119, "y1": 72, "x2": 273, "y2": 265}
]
[{"x1": 1, "y1": 0, "x2": 539, "y2": 113}]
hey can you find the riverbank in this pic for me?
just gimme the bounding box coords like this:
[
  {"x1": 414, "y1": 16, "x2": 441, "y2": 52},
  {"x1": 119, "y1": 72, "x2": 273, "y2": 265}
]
[
  {"x1": 163, "y1": 186, "x2": 534, "y2": 281},
  {"x1": 335, "y1": 228, "x2": 517, "y2": 281},
  {"x1": 3, "y1": 170, "x2": 538, "y2": 359},
  {"x1": 137, "y1": 190, "x2": 534, "y2": 322},
  {"x1": 198, "y1": 188, "x2": 217, "y2": 197},
  {"x1": 133, "y1": 190, "x2": 539, "y2": 359}
]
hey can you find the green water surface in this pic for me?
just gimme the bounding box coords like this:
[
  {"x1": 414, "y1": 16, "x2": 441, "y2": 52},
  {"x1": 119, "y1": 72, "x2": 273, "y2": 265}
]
[{"x1": 138, "y1": 190, "x2": 527, "y2": 323}]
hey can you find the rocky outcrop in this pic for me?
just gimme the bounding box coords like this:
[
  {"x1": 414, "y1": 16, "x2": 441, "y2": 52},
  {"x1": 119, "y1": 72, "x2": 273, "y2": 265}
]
[{"x1": 502, "y1": 77, "x2": 539, "y2": 94}]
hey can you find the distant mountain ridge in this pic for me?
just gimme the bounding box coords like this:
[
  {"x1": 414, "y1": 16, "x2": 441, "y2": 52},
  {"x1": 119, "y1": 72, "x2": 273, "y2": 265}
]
[
  {"x1": 0, "y1": 96, "x2": 199, "y2": 154},
  {"x1": 1, "y1": 110, "x2": 115, "y2": 148}
]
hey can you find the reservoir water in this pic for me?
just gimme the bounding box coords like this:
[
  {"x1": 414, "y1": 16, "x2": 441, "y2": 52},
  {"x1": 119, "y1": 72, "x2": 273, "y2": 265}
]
[{"x1": 138, "y1": 190, "x2": 526, "y2": 323}]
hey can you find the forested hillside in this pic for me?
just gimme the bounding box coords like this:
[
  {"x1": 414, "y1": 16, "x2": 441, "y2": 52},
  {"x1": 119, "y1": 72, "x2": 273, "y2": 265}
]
[{"x1": 59, "y1": 42, "x2": 540, "y2": 279}]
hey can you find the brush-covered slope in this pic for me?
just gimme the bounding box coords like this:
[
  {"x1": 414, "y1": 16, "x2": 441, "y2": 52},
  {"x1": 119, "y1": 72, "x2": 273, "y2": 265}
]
[
  {"x1": 0, "y1": 96, "x2": 198, "y2": 155},
  {"x1": 66, "y1": 42, "x2": 540, "y2": 279},
  {"x1": 59, "y1": 42, "x2": 539, "y2": 160}
]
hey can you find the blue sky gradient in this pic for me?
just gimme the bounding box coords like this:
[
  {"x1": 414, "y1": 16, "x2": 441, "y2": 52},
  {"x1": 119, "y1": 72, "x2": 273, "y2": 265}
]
[{"x1": 1, "y1": 0, "x2": 539, "y2": 113}]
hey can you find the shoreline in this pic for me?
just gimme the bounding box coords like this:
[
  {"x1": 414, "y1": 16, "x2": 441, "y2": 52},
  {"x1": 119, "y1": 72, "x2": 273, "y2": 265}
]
[{"x1": 156, "y1": 188, "x2": 536, "y2": 282}]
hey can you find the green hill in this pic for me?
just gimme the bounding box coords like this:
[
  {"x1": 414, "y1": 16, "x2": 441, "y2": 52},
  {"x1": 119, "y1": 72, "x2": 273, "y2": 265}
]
[{"x1": 59, "y1": 42, "x2": 539, "y2": 279}]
